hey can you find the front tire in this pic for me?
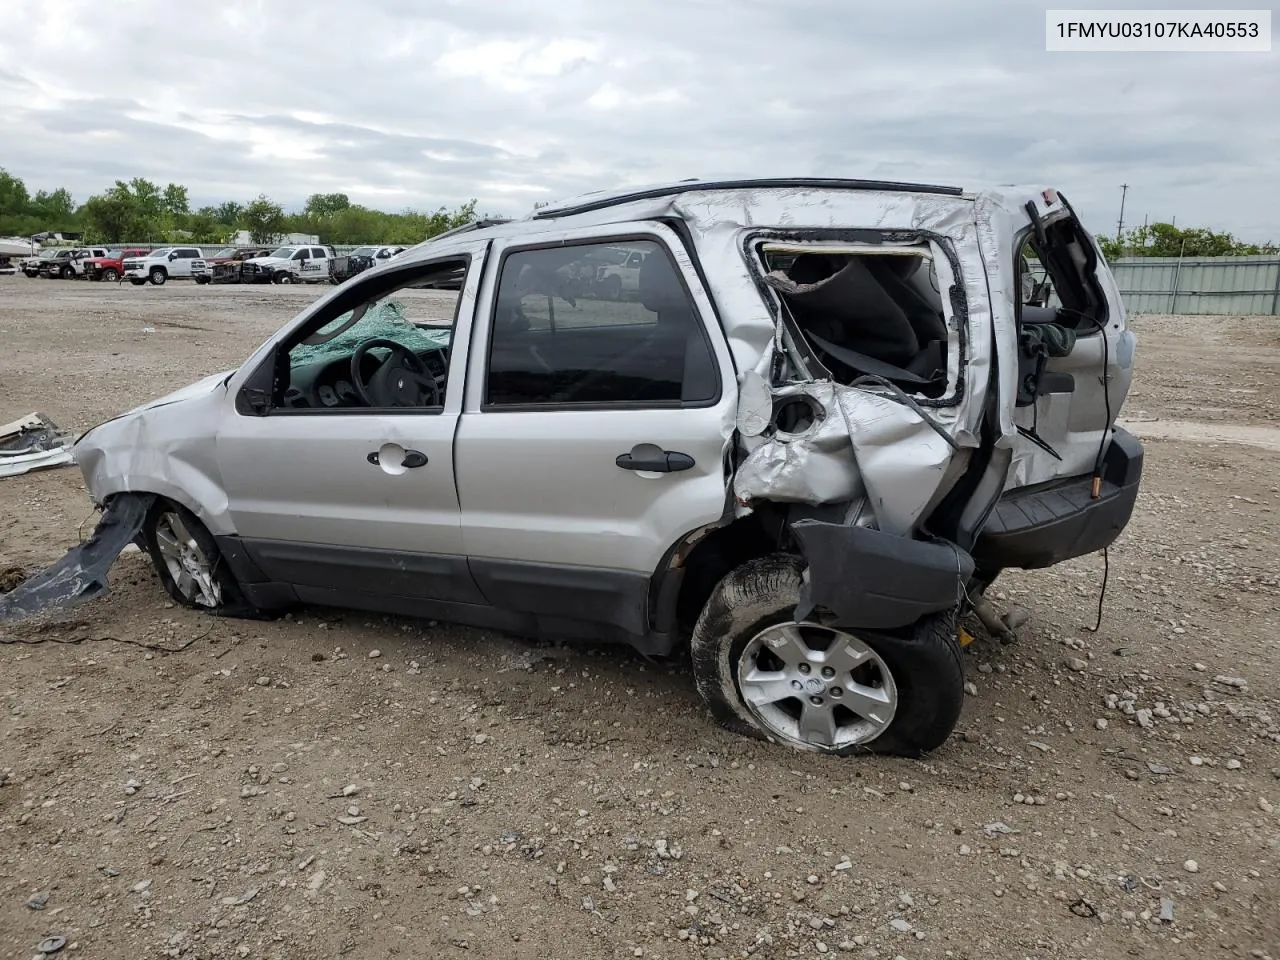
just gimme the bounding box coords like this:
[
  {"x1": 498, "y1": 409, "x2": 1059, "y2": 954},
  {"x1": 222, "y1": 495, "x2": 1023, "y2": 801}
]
[
  {"x1": 61, "y1": 264, "x2": 75, "y2": 279},
  {"x1": 130, "y1": 278, "x2": 146, "y2": 286},
  {"x1": 102, "y1": 268, "x2": 119, "y2": 282},
  {"x1": 690, "y1": 555, "x2": 965, "y2": 757},
  {"x1": 149, "y1": 267, "x2": 167, "y2": 285},
  {"x1": 142, "y1": 501, "x2": 260, "y2": 617},
  {"x1": 273, "y1": 271, "x2": 293, "y2": 284},
  {"x1": 194, "y1": 275, "x2": 210, "y2": 285}
]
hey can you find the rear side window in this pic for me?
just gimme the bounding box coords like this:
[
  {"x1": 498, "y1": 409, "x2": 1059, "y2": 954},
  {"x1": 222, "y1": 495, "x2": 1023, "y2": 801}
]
[
  {"x1": 484, "y1": 239, "x2": 718, "y2": 407},
  {"x1": 312, "y1": 248, "x2": 328, "y2": 259}
]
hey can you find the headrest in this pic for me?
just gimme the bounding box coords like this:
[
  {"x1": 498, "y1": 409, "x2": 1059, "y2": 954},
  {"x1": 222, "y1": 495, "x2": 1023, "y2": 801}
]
[{"x1": 639, "y1": 252, "x2": 686, "y2": 313}]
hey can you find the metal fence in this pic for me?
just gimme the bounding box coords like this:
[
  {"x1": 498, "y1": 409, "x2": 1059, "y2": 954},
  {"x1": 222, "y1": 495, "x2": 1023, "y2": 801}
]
[{"x1": 1109, "y1": 255, "x2": 1280, "y2": 316}]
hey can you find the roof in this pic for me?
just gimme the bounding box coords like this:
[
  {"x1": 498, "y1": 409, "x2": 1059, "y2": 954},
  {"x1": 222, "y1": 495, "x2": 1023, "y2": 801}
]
[{"x1": 529, "y1": 177, "x2": 965, "y2": 220}]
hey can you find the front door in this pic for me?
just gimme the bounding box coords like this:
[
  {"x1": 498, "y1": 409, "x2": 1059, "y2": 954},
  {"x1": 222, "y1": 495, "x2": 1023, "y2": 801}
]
[
  {"x1": 454, "y1": 224, "x2": 736, "y2": 634},
  {"x1": 216, "y1": 244, "x2": 487, "y2": 604},
  {"x1": 170, "y1": 248, "x2": 201, "y2": 278}
]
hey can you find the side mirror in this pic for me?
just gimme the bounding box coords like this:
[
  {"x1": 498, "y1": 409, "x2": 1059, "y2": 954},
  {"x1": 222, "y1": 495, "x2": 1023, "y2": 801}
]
[{"x1": 169, "y1": 252, "x2": 179, "y2": 261}]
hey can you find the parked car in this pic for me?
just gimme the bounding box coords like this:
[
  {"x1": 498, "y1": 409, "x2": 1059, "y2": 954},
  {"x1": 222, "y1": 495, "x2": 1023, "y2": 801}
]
[
  {"x1": 122, "y1": 247, "x2": 206, "y2": 285},
  {"x1": 240, "y1": 245, "x2": 336, "y2": 284},
  {"x1": 192, "y1": 247, "x2": 272, "y2": 285},
  {"x1": 64, "y1": 178, "x2": 1143, "y2": 757},
  {"x1": 84, "y1": 248, "x2": 151, "y2": 282},
  {"x1": 31, "y1": 247, "x2": 110, "y2": 279},
  {"x1": 592, "y1": 245, "x2": 647, "y2": 299},
  {"x1": 329, "y1": 245, "x2": 406, "y2": 283}
]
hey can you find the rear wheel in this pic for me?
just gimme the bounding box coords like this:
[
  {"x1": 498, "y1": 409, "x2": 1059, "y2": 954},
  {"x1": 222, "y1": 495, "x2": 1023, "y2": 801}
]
[
  {"x1": 102, "y1": 268, "x2": 119, "y2": 282},
  {"x1": 149, "y1": 267, "x2": 167, "y2": 285},
  {"x1": 142, "y1": 501, "x2": 261, "y2": 617},
  {"x1": 690, "y1": 555, "x2": 965, "y2": 757}
]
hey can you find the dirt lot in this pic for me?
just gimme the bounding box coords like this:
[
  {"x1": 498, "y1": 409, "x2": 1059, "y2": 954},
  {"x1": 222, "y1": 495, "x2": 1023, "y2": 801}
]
[{"x1": 1, "y1": 277, "x2": 1277, "y2": 960}]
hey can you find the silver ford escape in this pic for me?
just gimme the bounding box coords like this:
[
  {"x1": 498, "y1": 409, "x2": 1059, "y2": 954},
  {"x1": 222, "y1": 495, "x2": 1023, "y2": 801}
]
[{"x1": 57, "y1": 178, "x2": 1143, "y2": 756}]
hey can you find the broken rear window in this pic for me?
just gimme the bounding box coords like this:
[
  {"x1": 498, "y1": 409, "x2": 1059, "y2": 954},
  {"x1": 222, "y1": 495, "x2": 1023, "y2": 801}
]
[{"x1": 758, "y1": 242, "x2": 952, "y2": 398}]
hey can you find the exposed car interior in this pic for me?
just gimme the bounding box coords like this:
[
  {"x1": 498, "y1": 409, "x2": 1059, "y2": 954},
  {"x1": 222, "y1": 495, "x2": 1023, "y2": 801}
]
[{"x1": 761, "y1": 244, "x2": 951, "y2": 398}]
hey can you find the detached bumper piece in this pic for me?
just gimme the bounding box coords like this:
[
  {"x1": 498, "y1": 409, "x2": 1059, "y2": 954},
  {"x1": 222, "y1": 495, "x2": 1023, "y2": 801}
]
[
  {"x1": 791, "y1": 522, "x2": 974, "y2": 630},
  {"x1": 0, "y1": 412, "x2": 74, "y2": 479},
  {"x1": 973, "y1": 427, "x2": 1144, "y2": 570},
  {"x1": 0, "y1": 493, "x2": 154, "y2": 623}
]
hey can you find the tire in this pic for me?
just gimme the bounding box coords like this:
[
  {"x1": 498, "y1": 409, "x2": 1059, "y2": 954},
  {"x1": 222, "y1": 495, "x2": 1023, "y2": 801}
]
[
  {"x1": 601, "y1": 275, "x2": 622, "y2": 300},
  {"x1": 141, "y1": 501, "x2": 262, "y2": 618},
  {"x1": 689, "y1": 554, "x2": 965, "y2": 757},
  {"x1": 195, "y1": 276, "x2": 210, "y2": 285},
  {"x1": 149, "y1": 267, "x2": 167, "y2": 285},
  {"x1": 102, "y1": 268, "x2": 119, "y2": 282},
  {"x1": 61, "y1": 264, "x2": 75, "y2": 279},
  {"x1": 23, "y1": 269, "x2": 38, "y2": 278},
  {"x1": 273, "y1": 271, "x2": 293, "y2": 284},
  {"x1": 130, "y1": 278, "x2": 146, "y2": 286}
]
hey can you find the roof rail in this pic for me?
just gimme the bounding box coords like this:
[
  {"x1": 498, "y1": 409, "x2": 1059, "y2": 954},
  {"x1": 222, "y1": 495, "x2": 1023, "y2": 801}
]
[
  {"x1": 532, "y1": 178, "x2": 965, "y2": 220},
  {"x1": 427, "y1": 217, "x2": 514, "y2": 243}
]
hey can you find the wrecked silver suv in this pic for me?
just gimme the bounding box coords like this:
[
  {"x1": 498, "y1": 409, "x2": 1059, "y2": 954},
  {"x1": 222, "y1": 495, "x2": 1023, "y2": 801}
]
[{"x1": 8, "y1": 178, "x2": 1143, "y2": 756}]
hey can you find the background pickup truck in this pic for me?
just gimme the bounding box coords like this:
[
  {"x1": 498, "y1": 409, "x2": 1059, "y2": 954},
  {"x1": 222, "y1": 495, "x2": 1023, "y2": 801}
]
[
  {"x1": 28, "y1": 248, "x2": 111, "y2": 279},
  {"x1": 84, "y1": 248, "x2": 151, "y2": 282}
]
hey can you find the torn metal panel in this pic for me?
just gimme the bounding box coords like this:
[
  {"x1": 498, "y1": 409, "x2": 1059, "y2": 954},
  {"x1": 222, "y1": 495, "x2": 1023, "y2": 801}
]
[
  {"x1": 0, "y1": 493, "x2": 153, "y2": 623},
  {"x1": 0, "y1": 412, "x2": 74, "y2": 479}
]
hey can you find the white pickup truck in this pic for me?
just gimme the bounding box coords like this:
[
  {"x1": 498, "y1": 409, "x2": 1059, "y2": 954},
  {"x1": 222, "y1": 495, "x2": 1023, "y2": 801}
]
[
  {"x1": 122, "y1": 247, "x2": 206, "y2": 285},
  {"x1": 240, "y1": 245, "x2": 337, "y2": 284}
]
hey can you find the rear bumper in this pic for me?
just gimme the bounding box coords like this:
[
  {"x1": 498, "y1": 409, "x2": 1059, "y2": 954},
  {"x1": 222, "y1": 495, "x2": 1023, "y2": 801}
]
[{"x1": 973, "y1": 427, "x2": 1144, "y2": 570}]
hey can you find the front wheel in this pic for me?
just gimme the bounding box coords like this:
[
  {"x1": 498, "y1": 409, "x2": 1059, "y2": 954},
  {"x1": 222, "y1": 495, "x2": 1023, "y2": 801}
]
[
  {"x1": 194, "y1": 275, "x2": 210, "y2": 285},
  {"x1": 61, "y1": 264, "x2": 75, "y2": 279},
  {"x1": 690, "y1": 555, "x2": 965, "y2": 757},
  {"x1": 149, "y1": 267, "x2": 167, "y2": 285},
  {"x1": 102, "y1": 268, "x2": 119, "y2": 282},
  {"x1": 273, "y1": 271, "x2": 293, "y2": 284},
  {"x1": 129, "y1": 278, "x2": 146, "y2": 286},
  {"x1": 142, "y1": 501, "x2": 261, "y2": 617}
]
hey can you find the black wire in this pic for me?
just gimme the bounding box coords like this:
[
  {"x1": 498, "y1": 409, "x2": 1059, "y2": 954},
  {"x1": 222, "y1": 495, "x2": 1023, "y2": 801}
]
[{"x1": 1090, "y1": 547, "x2": 1109, "y2": 632}]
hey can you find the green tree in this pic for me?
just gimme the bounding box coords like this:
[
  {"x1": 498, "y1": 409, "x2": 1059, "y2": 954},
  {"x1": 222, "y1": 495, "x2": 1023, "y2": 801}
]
[
  {"x1": 1100, "y1": 222, "x2": 1278, "y2": 259},
  {"x1": 80, "y1": 178, "x2": 165, "y2": 241},
  {"x1": 304, "y1": 192, "x2": 351, "y2": 218},
  {"x1": 0, "y1": 168, "x2": 30, "y2": 214},
  {"x1": 214, "y1": 201, "x2": 244, "y2": 225},
  {"x1": 243, "y1": 194, "x2": 285, "y2": 244},
  {"x1": 162, "y1": 183, "x2": 190, "y2": 218}
]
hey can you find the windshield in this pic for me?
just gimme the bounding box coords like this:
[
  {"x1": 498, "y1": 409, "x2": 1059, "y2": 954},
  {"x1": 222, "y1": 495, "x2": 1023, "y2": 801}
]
[
  {"x1": 210, "y1": 247, "x2": 236, "y2": 259},
  {"x1": 267, "y1": 247, "x2": 296, "y2": 259},
  {"x1": 147, "y1": 248, "x2": 172, "y2": 258},
  {"x1": 350, "y1": 246, "x2": 377, "y2": 257}
]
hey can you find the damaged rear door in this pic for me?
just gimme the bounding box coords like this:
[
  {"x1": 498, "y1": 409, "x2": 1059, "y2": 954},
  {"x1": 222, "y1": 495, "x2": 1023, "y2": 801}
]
[{"x1": 1005, "y1": 196, "x2": 1135, "y2": 490}]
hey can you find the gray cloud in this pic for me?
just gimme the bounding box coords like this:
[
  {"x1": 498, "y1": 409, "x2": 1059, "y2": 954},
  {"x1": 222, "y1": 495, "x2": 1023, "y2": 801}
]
[{"x1": 0, "y1": 0, "x2": 1275, "y2": 239}]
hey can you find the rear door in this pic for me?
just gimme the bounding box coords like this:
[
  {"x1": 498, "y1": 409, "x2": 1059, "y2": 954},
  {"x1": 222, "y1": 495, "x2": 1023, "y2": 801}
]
[
  {"x1": 454, "y1": 223, "x2": 736, "y2": 634},
  {"x1": 1006, "y1": 201, "x2": 1134, "y2": 490},
  {"x1": 171, "y1": 248, "x2": 201, "y2": 277}
]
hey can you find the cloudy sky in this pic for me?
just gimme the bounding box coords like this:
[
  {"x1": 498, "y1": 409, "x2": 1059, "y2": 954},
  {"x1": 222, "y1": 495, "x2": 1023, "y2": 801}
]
[{"x1": 1, "y1": 0, "x2": 1276, "y2": 240}]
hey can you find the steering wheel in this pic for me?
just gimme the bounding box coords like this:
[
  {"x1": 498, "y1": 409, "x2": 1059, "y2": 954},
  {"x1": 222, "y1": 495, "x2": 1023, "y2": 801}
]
[{"x1": 350, "y1": 338, "x2": 441, "y2": 407}]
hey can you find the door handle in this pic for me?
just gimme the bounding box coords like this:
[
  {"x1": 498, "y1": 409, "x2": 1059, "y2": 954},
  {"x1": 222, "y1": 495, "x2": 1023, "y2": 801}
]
[
  {"x1": 615, "y1": 445, "x2": 695, "y2": 473},
  {"x1": 367, "y1": 449, "x2": 428, "y2": 468}
]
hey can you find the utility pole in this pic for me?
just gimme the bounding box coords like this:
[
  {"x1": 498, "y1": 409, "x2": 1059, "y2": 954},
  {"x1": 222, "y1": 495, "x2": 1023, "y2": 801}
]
[{"x1": 1117, "y1": 184, "x2": 1128, "y2": 241}]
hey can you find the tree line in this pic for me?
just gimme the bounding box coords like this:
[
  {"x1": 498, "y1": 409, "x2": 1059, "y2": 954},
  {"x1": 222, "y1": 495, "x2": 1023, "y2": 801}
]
[
  {"x1": 1098, "y1": 222, "x2": 1277, "y2": 260},
  {"x1": 0, "y1": 168, "x2": 481, "y2": 246}
]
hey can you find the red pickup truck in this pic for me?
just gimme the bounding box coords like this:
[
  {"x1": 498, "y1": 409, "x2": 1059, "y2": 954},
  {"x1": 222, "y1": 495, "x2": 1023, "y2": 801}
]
[{"x1": 83, "y1": 248, "x2": 151, "y2": 282}]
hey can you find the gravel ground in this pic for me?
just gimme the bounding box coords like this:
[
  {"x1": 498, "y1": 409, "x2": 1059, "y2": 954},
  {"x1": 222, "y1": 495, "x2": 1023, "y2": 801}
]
[{"x1": 1, "y1": 277, "x2": 1277, "y2": 960}]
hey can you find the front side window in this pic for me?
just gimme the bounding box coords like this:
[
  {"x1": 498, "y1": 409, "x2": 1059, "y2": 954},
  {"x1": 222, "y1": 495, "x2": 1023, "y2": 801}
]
[
  {"x1": 292, "y1": 249, "x2": 309, "y2": 260},
  {"x1": 272, "y1": 258, "x2": 467, "y2": 412},
  {"x1": 484, "y1": 239, "x2": 718, "y2": 407}
]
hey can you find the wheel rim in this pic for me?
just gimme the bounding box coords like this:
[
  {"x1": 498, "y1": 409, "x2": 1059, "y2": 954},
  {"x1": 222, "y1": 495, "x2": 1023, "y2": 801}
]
[
  {"x1": 154, "y1": 512, "x2": 221, "y2": 607},
  {"x1": 104, "y1": 269, "x2": 118, "y2": 281},
  {"x1": 737, "y1": 622, "x2": 898, "y2": 750}
]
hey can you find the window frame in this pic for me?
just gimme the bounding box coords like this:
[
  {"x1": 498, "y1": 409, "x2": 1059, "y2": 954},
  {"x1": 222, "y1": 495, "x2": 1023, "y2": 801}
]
[
  {"x1": 478, "y1": 233, "x2": 723, "y2": 413},
  {"x1": 235, "y1": 253, "x2": 474, "y2": 419}
]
